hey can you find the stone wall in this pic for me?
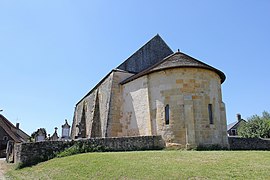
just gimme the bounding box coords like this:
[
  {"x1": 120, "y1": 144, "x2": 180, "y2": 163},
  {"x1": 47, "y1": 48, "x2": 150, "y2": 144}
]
[
  {"x1": 71, "y1": 70, "x2": 134, "y2": 139},
  {"x1": 120, "y1": 67, "x2": 228, "y2": 148},
  {"x1": 14, "y1": 136, "x2": 165, "y2": 165},
  {"x1": 121, "y1": 75, "x2": 152, "y2": 137},
  {"x1": 228, "y1": 137, "x2": 270, "y2": 150},
  {"x1": 107, "y1": 71, "x2": 134, "y2": 137},
  {"x1": 148, "y1": 68, "x2": 228, "y2": 147}
]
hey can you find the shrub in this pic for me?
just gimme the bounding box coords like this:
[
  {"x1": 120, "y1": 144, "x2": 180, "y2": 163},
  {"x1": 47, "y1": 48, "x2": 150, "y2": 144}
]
[
  {"x1": 57, "y1": 142, "x2": 110, "y2": 157},
  {"x1": 238, "y1": 111, "x2": 270, "y2": 138}
]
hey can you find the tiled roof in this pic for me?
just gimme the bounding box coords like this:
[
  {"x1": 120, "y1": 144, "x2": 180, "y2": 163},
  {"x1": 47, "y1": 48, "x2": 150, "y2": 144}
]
[
  {"x1": 227, "y1": 119, "x2": 246, "y2": 131},
  {"x1": 121, "y1": 52, "x2": 226, "y2": 84},
  {"x1": 0, "y1": 114, "x2": 29, "y2": 142}
]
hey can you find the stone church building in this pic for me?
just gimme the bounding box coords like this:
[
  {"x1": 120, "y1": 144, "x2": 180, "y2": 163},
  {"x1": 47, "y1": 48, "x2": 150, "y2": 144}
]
[{"x1": 71, "y1": 35, "x2": 228, "y2": 148}]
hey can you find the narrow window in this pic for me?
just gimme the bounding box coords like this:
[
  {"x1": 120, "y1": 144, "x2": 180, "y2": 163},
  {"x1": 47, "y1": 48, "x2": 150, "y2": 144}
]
[
  {"x1": 208, "y1": 104, "x2": 213, "y2": 124},
  {"x1": 165, "y1": 104, "x2": 170, "y2": 125},
  {"x1": 231, "y1": 129, "x2": 236, "y2": 136}
]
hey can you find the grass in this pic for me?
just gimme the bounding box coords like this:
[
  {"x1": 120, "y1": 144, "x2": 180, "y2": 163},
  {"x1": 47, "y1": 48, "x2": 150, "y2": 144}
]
[{"x1": 5, "y1": 150, "x2": 270, "y2": 180}]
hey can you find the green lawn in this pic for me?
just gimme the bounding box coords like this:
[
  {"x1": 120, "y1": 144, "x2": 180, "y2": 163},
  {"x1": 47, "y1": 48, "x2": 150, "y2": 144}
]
[{"x1": 6, "y1": 151, "x2": 270, "y2": 180}]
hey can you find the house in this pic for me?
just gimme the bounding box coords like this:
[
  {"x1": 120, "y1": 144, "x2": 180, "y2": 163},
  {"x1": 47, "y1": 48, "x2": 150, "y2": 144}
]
[
  {"x1": 0, "y1": 114, "x2": 29, "y2": 157},
  {"x1": 50, "y1": 127, "x2": 59, "y2": 141},
  {"x1": 71, "y1": 35, "x2": 229, "y2": 148},
  {"x1": 227, "y1": 114, "x2": 246, "y2": 136}
]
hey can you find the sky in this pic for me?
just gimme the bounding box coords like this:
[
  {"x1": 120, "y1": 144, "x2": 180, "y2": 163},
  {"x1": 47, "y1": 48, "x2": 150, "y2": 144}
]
[{"x1": 0, "y1": 1, "x2": 270, "y2": 135}]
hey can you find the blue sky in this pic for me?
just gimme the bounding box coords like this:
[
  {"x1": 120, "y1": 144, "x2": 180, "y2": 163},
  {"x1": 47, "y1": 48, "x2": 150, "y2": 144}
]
[{"x1": 0, "y1": 1, "x2": 270, "y2": 135}]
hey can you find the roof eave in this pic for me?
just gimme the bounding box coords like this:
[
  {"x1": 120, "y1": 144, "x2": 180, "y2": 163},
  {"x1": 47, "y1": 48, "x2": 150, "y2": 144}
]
[{"x1": 121, "y1": 66, "x2": 225, "y2": 85}]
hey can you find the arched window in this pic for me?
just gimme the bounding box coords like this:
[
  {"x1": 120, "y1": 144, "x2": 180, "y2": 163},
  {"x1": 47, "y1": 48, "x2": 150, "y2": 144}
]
[{"x1": 165, "y1": 104, "x2": 170, "y2": 125}]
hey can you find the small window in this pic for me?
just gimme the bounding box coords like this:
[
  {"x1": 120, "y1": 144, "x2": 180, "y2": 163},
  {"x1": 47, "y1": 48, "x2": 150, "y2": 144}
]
[
  {"x1": 208, "y1": 104, "x2": 213, "y2": 124},
  {"x1": 3, "y1": 136, "x2": 8, "y2": 141},
  {"x1": 165, "y1": 104, "x2": 170, "y2": 125},
  {"x1": 231, "y1": 129, "x2": 236, "y2": 136}
]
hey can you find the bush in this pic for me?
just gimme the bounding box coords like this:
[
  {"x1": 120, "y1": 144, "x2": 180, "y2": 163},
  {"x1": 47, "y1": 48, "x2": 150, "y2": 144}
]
[
  {"x1": 57, "y1": 142, "x2": 110, "y2": 157},
  {"x1": 238, "y1": 111, "x2": 270, "y2": 138}
]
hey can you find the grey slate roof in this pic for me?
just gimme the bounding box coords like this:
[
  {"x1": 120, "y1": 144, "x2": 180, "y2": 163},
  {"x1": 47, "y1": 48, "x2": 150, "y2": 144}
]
[
  {"x1": 227, "y1": 119, "x2": 246, "y2": 131},
  {"x1": 121, "y1": 52, "x2": 226, "y2": 84},
  {"x1": 227, "y1": 121, "x2": 238, "y2": 131},
  {"x1": 117, "y1": 34, "x2": 173, "y2": 73}
]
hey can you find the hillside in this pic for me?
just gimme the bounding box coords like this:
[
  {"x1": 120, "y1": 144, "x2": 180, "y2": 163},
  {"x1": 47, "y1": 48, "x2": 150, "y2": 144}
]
[{"x1": 6, "y1": 151, "x2": 270, "y2": 179}]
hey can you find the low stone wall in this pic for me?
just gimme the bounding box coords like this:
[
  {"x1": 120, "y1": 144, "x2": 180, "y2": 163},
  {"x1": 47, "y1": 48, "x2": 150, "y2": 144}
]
[
  {"x1": 14, "y1": 135, "x2": 165, "y2": 165},
  {"x1": 228, "y1": 137, "x2": 270, "y2": 150}
]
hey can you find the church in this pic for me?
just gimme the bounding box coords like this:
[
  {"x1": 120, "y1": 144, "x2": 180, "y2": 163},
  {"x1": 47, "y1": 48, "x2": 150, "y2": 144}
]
[{"x1": 71, "y1": 35, "x2": 228, "y2": 148}]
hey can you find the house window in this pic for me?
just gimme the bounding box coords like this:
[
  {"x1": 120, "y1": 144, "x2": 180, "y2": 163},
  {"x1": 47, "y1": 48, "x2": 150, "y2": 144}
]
[
  {"x1": 208, "y1": 104, "x2": 213, "y2": 124},
  {"x1": 3, "y1": 136, "x2": 8, "y2": 141},
  {"x1": 165, "y1": 104, "x2": 170, "y2": 125},
  {"x1": 231, "y1": 129, "x2": 236, "y2": 136}
]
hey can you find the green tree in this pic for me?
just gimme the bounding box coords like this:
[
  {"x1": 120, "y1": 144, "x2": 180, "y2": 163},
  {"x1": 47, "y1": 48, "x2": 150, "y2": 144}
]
[{"x1": 238, "y1": 111, "x2": 270, "y2": 138}]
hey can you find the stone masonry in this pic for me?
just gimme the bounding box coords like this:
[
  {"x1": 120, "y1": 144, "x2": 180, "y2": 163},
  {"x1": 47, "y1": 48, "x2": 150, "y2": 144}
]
[
  {"x1": 71, "y1": 35, "x2": 228, "y2": 148},
  {"x1": 14, "y1": 136, "x2": 165, "y2": 165}
]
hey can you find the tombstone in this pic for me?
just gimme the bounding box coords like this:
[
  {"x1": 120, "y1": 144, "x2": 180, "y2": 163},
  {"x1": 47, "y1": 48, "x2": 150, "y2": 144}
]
[
  {"x1": 50, "y1": 127, "x2": 59, "y2": 141},
  {"x1": 61, "y1": 119, "x2": 71, "y2": 140},
  {"x1": 35, "y1": 128, "x2": 46, "y2": 142}
]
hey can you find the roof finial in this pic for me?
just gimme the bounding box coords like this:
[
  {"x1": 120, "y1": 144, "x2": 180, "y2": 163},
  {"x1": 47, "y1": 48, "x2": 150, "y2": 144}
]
[{"x1": 177, "y1": 49, "x2": 180, "y2": 52}]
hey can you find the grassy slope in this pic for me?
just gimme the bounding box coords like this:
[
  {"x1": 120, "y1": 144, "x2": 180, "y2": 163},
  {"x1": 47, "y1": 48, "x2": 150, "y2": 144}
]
[{"x1": 6, "y1": 151, "x2": 270, "y2": 180}]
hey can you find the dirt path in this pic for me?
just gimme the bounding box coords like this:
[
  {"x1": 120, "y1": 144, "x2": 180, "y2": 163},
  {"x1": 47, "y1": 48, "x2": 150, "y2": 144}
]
[{"x1": 0, "y1": 158, "x2": 7, "y2": 180}]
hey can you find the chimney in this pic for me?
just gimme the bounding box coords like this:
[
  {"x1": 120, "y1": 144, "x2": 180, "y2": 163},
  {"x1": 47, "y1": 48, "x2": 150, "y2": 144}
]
[
  {"x1": 236, "y1": 114, "x2": 241, "y2": 121},
  {"x1": 16, "y1": 123, "x2": 20, "y2": 129}
]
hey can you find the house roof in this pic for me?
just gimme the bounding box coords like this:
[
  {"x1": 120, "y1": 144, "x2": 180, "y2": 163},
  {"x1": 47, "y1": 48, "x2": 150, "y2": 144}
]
[
  {"x1": 227, "y1": 119, "x2": 246, "y2": 131},
  {"x1": 0, "y1": 114, "x2": 29, "y2": 142},
  {"x1": 121, "y1": 51, "x2": 226, "y2": 84},
  {"x1": 227, "y1": 121, "x2": 238, "y2": 131}
]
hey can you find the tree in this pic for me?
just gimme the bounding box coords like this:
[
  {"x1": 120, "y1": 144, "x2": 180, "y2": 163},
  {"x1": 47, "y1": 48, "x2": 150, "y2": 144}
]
[{"x1": 238, "y1": 111, "x2": 270, "y2": 138}]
